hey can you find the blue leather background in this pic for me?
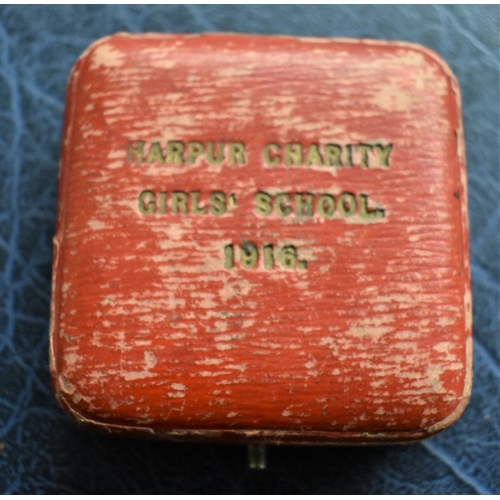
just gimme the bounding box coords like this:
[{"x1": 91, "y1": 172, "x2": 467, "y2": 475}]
[{"x1": 0, "y1": 5, "x2": 498, "y2": 494}]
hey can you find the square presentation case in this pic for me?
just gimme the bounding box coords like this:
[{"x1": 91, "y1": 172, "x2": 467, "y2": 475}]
[{"x1": 50, "y1": 33, "x2": 471, "y2": 445}]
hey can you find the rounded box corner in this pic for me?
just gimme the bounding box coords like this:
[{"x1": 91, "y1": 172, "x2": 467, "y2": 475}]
[
  {"x1": 399, "y1": 40, "x2": 462, "y2": 101},
  {"x1": 51, "y1": 369, "x2": 106, "y2": 430}
]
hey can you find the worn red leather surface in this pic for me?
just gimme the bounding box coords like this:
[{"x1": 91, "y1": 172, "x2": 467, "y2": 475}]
[{"x1": 50, "y1": 33, "x2": 471, "y2": 444}]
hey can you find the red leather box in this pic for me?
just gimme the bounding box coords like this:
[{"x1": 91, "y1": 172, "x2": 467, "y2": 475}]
[{"x1": 50, "y1": 33, "x2": 471, "y2": 444}]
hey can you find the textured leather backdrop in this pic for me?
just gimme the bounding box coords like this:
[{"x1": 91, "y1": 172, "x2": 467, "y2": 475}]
[{"x1": 0, "y1": 5, "x2": 498, "y2": 494}]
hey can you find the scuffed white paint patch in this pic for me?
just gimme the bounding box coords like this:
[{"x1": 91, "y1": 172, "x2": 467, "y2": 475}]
[{"x1": 91, "y1": 43, "x2": 125, "y2": 69}]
